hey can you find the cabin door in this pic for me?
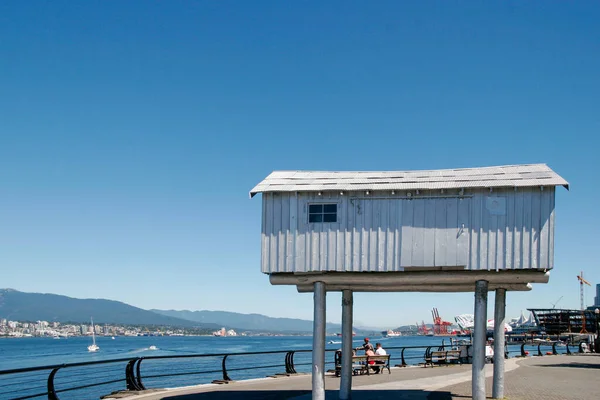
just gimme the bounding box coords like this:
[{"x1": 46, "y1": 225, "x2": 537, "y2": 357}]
[
  {"x1": 397, "y1": 197, "x2": 471, "y2": 268},
  {"x1": 349, "y1": 197, "x2": 470, "y2": 270}
]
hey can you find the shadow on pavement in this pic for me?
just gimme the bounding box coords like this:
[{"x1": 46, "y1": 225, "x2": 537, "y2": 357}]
[
  {"x1": 162, "y1": 389, "x2": 453, "y2": 400},
  {"x1": 537, "y1": 362, "x2": 600, "y2": 369}
]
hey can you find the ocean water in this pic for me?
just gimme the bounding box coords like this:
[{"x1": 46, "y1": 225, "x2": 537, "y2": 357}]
[{"x1": 0, "y1": 335, "x2": 542, "y2": 399}]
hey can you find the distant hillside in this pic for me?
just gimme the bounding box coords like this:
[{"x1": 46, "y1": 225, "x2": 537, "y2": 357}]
[
  {"x1": 0, "y1": 289, "x2": 212, "y2": 327},
  {"x1": 152, "y1": 309, "x2": 355, "y2": 333},
  {"x1": 0, "y1": 289, "x2": 381, "y2": 333}
]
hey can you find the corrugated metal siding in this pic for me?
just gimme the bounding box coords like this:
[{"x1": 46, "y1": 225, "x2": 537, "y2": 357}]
[{"x1": 260, "y1": 188, "x2": 556, "y2": 273}]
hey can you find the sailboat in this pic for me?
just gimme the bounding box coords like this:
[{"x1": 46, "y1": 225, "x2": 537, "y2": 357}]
[{"x1": 87, "y1": 318, "x2": 100, "y2": 352}]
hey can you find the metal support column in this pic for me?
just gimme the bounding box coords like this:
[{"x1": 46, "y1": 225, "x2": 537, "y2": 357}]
[
  {"x1": 312, "y1": 281, "x2": 326, "y2": 400},
  {"x1": 340, "y1": 290, "x2": 353, "y2": 400},
  {"x1": 492, "y1": 288, "x2": 506, "y2": 399},
  {"x1": 472, "y1": 280, "x2": 489, "y2": 400}
]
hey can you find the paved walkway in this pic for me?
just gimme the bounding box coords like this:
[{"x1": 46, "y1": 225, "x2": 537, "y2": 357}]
[{"x1": 108, "y1": 354, "x2": 600, "y2": 400}]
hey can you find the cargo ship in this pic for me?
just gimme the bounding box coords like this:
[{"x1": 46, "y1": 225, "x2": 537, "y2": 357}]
[{"x1": 381, "y1": 329, "x2": 402, "y2": 337}]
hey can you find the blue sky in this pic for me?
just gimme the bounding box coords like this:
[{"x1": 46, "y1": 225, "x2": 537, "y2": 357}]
[{"x1": 1, "y1": 1, "x2": 599, "y2": 329}]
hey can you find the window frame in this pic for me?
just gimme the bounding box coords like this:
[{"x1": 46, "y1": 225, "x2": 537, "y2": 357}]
[{"x1": 308, "y1": 202, "x2": 339, "y2": 224}]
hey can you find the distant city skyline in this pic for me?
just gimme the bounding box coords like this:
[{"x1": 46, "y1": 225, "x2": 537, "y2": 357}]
[{"x1": 1, "y1": 1, "x2": 599, "y2": 327}]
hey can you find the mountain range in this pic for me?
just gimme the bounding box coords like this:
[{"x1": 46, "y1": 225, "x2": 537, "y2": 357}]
[
  {"x1": 0, "y1": 289, "x2": 375, "y2": 333},
  {"x1": 151, "y1": 309, "x2": 350, "y2": 333},
  {"x1": 0, "y1": 289, "x2": 206, "y2": 327}
]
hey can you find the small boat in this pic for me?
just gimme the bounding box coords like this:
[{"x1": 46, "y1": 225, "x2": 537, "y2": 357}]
[
  {"x1": 328, "y1": 340, "x2": 341, "y2": 344},
  {"x1": 148, "y1": 345, "x2": 158, "y2": 351},
  {"x1": 111, "y1": 336, "x2": 115, "y2": 340},
  {"x1": 87, "y1": 318, "x2": 100, "y2": 352}
]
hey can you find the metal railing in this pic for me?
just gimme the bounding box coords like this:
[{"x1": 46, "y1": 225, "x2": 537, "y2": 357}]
[{"x1": 0, "y1": 340, "x2": 581, "y2": 400}]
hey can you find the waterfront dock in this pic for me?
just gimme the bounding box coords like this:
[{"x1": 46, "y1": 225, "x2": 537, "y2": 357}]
[{"x1": 111, "y1": 353, "x2": 600, "y2": 400}]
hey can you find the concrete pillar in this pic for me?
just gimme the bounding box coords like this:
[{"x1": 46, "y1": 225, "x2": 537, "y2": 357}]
[
  {"x1": 472, "y1": 280, "x2": 489, "y2": 400},
  {"x1": 492, "y1": 289, "x2": 506, "y2": 399},
  {"x1": 340, "y1": 290, "x2": 353, "y2": 400},
  {"x1": 312, "y1": 281, "x2": 326, "y2": 400}
]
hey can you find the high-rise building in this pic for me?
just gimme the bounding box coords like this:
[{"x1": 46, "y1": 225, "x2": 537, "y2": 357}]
[{"x1": 595, "y1": 283, "x2": 600, "y2": 307}]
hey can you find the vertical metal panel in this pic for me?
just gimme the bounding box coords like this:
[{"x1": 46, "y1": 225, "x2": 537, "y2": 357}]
[
  {"x1": 378, "y1": 200, "x2": 388, "y2": 271},
  {"x1": 457, "y1": 198, "x2": 470, "y2": 267},
  {"x1": 489, "y1": 212, "x2": 497, "y2": 271},
  {"x1": 513, "y1": 191, "x2": 523, "y2": 269},
  {"x1": 548, "y1": 189, "x2": 555, "y2": 269},
  {"x1": 530, "y1": 190, "x2": 541, "y2": 269},
  {"x1": 289, "y1": 194, "x2": 297, "y2": 272},
  {"x1": 412, "y1": 199, "x2": 426, "y2": 266},
  {"x1": 479, "y1": 195, "x2": 489, "y2": 270},
  {"x1": 273, "y1": 194, "x2": 283, "y2": 272},
  {"x1": 395, "y1": 200, "x2": 403, "y2": 270},
  {"x1": 351, "y1": 199, "x2": 361, "y2": 271},
  {"x1": 387, "y1": 199, "x2": 397, "y2": 270},
  {"x1": 470, "y1": 194, "x2": 482, "y2": 270},
  {"x1": 280, "y1": 195, "x2": 290, "y2": 273},
  {"x1": 445, "y1": 197, "x2": 458, "y2": 266},
  {"x1": 368, "y1": 200, "x2": 377, "y2": 271},
  {"x1": 336, "y1": 200, "x2": 345, "y2": 271},
  {"x1": 319, "y1": 198, "x2": 328, "y2": 272},
  {"x1": 434, "y1": 199, "x2": 447, "y2": 266},
  {"x1": 423, "y1": 198, "x2": 436, "y2": 266},
  {"x1": 496, "y1": 199, "x2": 506, "y2": 272},
  {"x1": 311, "y1": 200, "x2": 320, "y2": 271},
  {"x1": 261, "y1": 195, "x2": 270, "y2": 273},
  {"x1": 344, "y1": 197, "x2": 353, "y2": 271},
  {"x1": 400, "y1": 199, "x2": 413, "y2": 266},
  {"x1": 539, "y1": 189, "x2": 551, "y2": 270},
  {"x1": 522, "y1": 191, "x2": 532, "y2": 269},
  {"x1": 361, "y1": 199, "x2": 370, "y2": 270},
  {"x1": 505, "y1": 191, "x2": 515, "y2": 270}
]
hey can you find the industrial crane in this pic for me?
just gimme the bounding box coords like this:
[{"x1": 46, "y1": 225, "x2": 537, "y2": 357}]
[
  {"x1": 551, "y1": 296, "x2": 563, "y2": 309},
  {"x1": 577, "y1": 271, "x2": 591, "y2": 333},
  {"x1": 577, "y1": 271, "x2": 591, "y2": 311}
]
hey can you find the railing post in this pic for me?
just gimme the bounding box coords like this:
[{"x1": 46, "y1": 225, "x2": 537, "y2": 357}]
[
  {"x1": 136, "y1": 358, "x2": 146, "y2": 390},
  {"x1": 221, "y1": 355, "x2": 232, "y2": 381},
  {"x1": 285, "y1": 351, "x2": 297, "y2": 374},
  {"x1": 552, "y1": 342, "x2": 558, "y2": 355},
  {"x1": 289, "y1": 351, "x2": 297, "y2": 374},
  {"x1": 285, "y1": 352, "x2": 292, "y2": 374},
  {"x1": 126, "y1": 359, "x2": 142, "y2": 391},
  {"x1": 537, "y1": 343, "x2": 543, "y2": 357},
  {"x1": 400, "y1": 348, "x2": 407, "y2": 367},
  {"x1": 566, "y1": 343, "x2": 572, "y2": 355},
  {"x1": 47, "y1": 366, "x2": 61, "y2": 400}
]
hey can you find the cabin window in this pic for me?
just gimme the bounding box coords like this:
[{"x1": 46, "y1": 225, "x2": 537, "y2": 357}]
[{"x1": 309, "y1": 204, "x2": 337, "y2": 223}]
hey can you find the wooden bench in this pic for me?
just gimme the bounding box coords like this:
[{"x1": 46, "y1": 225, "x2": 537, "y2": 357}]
[
  {"x1": 423, "y1": 350, "x2": 462, "y2": 367},
  {"x1": 334, "y1": 352, "x2": 391, "y2": 376}
]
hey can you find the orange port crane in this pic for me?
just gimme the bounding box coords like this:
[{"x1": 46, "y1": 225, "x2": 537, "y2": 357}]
[
  {"x1": 577, "y1": 271, "x2": 591, "y2": 333},
  {"x1": 431, "y1": 308, "x2": 452, "y2": 335}
]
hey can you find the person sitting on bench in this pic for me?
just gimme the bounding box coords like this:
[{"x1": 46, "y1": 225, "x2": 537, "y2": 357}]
[{"x1": 373, "y1": 342, "x2": 387, "y2": 373}]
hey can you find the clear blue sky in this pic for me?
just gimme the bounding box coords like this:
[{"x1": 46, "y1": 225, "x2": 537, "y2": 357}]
[{"x1": 1, "y1": 1, "x2": 599, "y2": 329}]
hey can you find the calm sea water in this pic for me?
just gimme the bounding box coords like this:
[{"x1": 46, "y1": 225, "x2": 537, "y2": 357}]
[{"x1": 0, "y1": 335, "x2": 529, "y2": 399}]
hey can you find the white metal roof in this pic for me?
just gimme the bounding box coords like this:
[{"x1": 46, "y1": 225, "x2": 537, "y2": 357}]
[{"x1": 249, "y1": 164, "x2": 568, "y2": 197}]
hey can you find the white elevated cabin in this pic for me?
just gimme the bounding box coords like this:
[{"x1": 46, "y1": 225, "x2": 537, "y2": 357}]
[
  {"x1": 251, "y1": 164, "x2": 568, "y2": 276},
  {"x1": 250, "y1": 164, "x2": 568, "y2": 400}
]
